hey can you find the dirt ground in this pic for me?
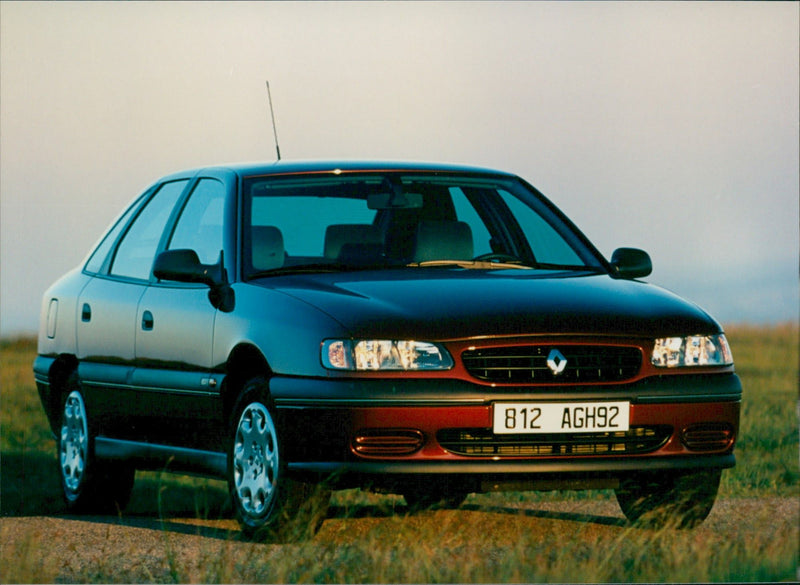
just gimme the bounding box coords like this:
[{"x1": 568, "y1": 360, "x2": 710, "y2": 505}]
[{"x1": 1, "y1": 496, "x2": 797, "y2": 582}]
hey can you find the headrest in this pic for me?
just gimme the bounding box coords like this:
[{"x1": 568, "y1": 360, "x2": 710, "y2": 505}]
[
  {"x1": 251, "y1": 225, "x2": 284, "y2": 271},
  {"x1": 412, "y1": 220, "x2": 474, "y2": 263}
]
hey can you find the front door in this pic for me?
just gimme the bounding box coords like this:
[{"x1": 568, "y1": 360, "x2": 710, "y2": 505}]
[{"x1": 132, "y1": 177, "x2": 227, "y2": 450}]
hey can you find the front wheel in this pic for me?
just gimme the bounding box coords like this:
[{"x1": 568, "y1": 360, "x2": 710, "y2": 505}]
[
  {"x1": 228, "y1": 379, "x2": 329, "y2": 541},
  {"x1": 58, "y1": 383, "x2": 134, "y2": 513},
  {"x1": 615, "y1": 469, "x2": 721, "y2": 529}
]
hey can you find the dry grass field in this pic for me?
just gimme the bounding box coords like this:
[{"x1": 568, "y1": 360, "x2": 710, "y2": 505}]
[{"x1": 1, "y1": 325, "x2": 797, "y2": 583}]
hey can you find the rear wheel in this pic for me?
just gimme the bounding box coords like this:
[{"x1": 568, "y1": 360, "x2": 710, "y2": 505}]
[
  {"x1": 58, "y1": 379, "x2": 134, "y2": 513},
  {"x1": 228, "y1": 378, "x2": 329, "y2": 541},
  {"x1": 615, "y1": 469, "x2": 721, "y2": 529}
]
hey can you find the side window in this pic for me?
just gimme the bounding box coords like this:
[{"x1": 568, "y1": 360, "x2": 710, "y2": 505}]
[
  {"x1": 84, "y1": 191, "x2": 149, "y2": 274},
  {"x1": 109, "y1": 180, "x2": 188, "y2": 280},
  {"x1": 167, "y1": 179, "x2": 225, "y2": 265}
]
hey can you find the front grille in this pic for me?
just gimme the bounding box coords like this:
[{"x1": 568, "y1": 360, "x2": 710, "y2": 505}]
[
  {"x1": 461, "y1": 345, "x2": 642, "y2": 384},
  {"x1": 437, "y1": 426, "x2": 671, "y2": 457}
]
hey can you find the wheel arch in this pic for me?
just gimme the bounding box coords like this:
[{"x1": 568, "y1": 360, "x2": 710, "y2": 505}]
[
  {"x1": 43, "y1": 353, "x2": 79, "y2": 434},
  {"x1": 222, "y1": 342, "x2": 272, "y2": 424}
]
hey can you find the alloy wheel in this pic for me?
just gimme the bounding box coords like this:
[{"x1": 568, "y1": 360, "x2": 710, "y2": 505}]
[
  {"x1": 60, "y1": 390, "x2": 88, "y2": 495},
  {"x1": 233, "y1": 402, "x2": 279, "y2": 517}
]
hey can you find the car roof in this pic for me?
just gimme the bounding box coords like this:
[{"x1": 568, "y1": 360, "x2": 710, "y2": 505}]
[{"x1": 159, "y1": 160, "x2": 518, "y2": 182}]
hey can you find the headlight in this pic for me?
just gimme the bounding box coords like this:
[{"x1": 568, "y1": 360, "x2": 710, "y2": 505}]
[
  {"x1": 651, "y1": 334, "x2": 733, "y2": 368},
  {"x1": 322, "y1": 339, "x2": 454, "y2": 371}
]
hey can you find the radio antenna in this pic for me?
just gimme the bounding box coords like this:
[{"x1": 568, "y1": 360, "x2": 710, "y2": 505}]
[{"x1": 265, "y1": 81, "x2": 281, "y2": 160}]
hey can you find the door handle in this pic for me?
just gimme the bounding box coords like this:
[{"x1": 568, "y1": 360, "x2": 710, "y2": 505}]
[
  {"x1": 81, "y1": 303, "x2": 91, "y2": 322},
  {"x1": 141, "y1": 310, "x2": 154, "y2": 331}
]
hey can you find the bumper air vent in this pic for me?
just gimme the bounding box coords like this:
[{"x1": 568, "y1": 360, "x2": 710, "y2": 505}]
[
  {"x1": 353, "y1": 429, "x2": 425, "y2": 457},
  {"x1": 681, "y1": 423, "x2": 735, "y2": 452},
  {"x1": 437, "y1": 426, "x2": 671, "y2": 457}
]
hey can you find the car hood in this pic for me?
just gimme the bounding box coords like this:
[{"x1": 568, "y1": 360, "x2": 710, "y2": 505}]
[{"x1": 256, "y1": 268, "x2": 719, "y2": 340}]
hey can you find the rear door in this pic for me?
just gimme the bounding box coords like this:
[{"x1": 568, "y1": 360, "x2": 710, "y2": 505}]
[{"x1": 78, "y1": 179, "x2": 189, "y2": 439}]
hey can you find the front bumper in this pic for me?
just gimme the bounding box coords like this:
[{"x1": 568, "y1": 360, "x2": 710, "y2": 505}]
[
  {"x1": 287, "y1": 454, "x2": 736, "y2": 493},
  {"x1": 270, "y1": 373, "x2": 741, "y2": 489}
]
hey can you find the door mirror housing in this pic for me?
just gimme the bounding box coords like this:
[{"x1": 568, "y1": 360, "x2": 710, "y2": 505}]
[
  {"x1": 153, "y1": 249, "x2": 234, "y2": 311},
  {"x1": 610, "y1": 247, "x2": 652, "y2": 279},
  {"x1": 154, "y1": 249, "x2": 223, "y2": 287}
]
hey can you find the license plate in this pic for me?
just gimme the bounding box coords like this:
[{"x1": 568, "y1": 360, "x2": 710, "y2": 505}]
[{"x1": 493, "y1": 401, "x2": 630, "y2": 434}]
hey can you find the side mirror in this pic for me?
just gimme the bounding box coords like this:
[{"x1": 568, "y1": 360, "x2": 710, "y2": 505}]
[
  {"x1": 154, "y1": 249, "x2": 223, "y2": 287},
  {"x1": 153, "y1": 249, "x2": 234, "y2": 311},
  {"x1": 610, "y1": 248, "x2": 652, "y2": 279}
]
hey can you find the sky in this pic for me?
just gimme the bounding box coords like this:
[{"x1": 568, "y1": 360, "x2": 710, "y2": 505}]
[{"x1": 1, "y1": 1, "x2": 798, "y2": 336}]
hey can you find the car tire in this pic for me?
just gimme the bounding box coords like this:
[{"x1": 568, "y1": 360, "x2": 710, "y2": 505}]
[
  {"x1": 58, "y1": 376, "x2": 135, "y2": 513},
  {"x1": 228, "y1": 378, "x2": 329, "y2": 541},
  {"x1": 615, "y1": 469, "x2": 721, "y2": 529}
]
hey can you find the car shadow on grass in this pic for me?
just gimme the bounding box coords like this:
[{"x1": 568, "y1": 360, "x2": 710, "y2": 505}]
[
  {"x1": 458, "y1": 502, "x2": 628, "y2": 527},
  {"x1": 1, "y1": 451, "x2": 64, "y2": 517},
  {"x1": 1, "y1": 451, "x2": 229, "y2": 517},
  {"x1": 2, "y1": 451, "x2": 626, "y2": 541},
  {"x1": 326, "y1": 499, "x2": 627, "y2": 528},
  {"x1": 1, "y1": 450, "x2": 236, "y2": 539}
]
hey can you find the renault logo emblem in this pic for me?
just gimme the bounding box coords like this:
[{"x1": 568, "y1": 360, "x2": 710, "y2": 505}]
[{"x1": 546, "y1": 349, "x2": 568, "y2": 375}]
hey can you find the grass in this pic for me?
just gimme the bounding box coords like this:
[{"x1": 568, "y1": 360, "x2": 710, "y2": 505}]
[
  {"x1": 1, "y1": 325, "x2": 798, "y2": 582},
  {"x1": 723, "y1": 324, "x2": 800, "y2": 496}
]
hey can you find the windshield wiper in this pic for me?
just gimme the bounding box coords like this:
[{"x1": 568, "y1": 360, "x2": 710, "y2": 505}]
[
  {"x1": 409, "y1": 259, "x2": 533, "y2": 270},
  {"x1": 248, "y1": 260, "x2": 605, "y2": 279},
  {"x1": 408, "y1": 259, "x2": 605, "y2": 272}
]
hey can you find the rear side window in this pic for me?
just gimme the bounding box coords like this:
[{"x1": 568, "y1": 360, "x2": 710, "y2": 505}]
[
  {"x1": 84, "y1": 192, "x2": 149, "y2": 275},
  {"x1": 109, "y1": 180, "x2": 188, "y2": 280}
]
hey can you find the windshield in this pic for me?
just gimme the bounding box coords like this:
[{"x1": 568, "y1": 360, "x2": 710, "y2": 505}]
[{"x1": 241, "y1": 172, "x2": 605, "y2": 279}]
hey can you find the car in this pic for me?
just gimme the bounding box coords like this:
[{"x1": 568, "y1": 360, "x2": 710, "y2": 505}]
[{"x1": 33, "y1": 160, "x2": 741, "y2": 538}]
